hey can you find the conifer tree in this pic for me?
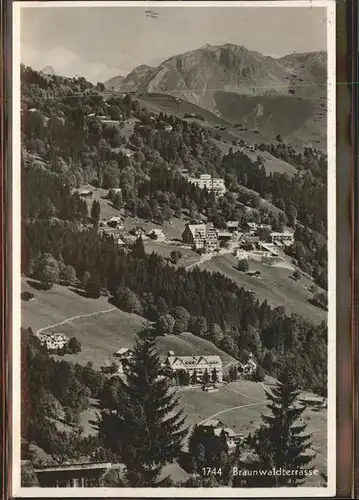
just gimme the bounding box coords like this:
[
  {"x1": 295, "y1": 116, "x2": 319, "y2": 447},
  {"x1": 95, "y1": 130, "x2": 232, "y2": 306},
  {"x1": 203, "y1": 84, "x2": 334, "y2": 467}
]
[
  {"x1": 91, "y1": 200, "x2": 101, "y2": 224},
  {"x1": 202, "y1": 369, "x2": 210, "y2": 386},
  {"x1": 245, "y1": 366, "x2": 314, "y2": 486},
  {"x1": 211, "y1": 367, "x2": 218, "y2": 383},
  {"x1": 190, "y1": 369, "x2": 197, "y2": 385},
  {"x1": 133, "y1": 236, "x2": 146, "y2": 259},
  {"x1": 98, "y1": 332, "x2": 188, "y2": 487}
]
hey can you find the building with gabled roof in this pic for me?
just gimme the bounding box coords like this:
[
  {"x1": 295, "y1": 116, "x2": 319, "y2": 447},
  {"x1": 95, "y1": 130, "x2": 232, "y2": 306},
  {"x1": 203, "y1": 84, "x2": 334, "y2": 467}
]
[
  {"x1": 199, "y1": 420, "x2": 244, "y2": 452},
  {"x1": 270, "y1": 231, "x2": 294, "y2": 246},
  {"x1": 226, "y1": 220, "x2": 239, "y2": 232},
  {"x1": 187, "y1": 174, "x2": 226, "y2": 196},
  {"x1": 148, "y1": 228, "x2": 166, "y2": 241},
  {"x1": 78, "y1": 189, "x2": 93, "y2": 198},
  {"x1": 182, "y1": 223, "x2": 219, "y2": 252},
  {"x1": 165, "y1": 353, "x2": 223, "y2": 382},
  {"x1": 36, "y1": 332, "x2": 69, "y2": 351}
]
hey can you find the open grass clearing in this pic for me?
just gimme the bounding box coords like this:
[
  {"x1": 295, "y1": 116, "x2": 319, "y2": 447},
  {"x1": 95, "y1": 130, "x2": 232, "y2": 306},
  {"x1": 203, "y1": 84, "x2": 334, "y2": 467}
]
[{"x1": 201, "y1": 254, "x2": 327, "y2": 325}]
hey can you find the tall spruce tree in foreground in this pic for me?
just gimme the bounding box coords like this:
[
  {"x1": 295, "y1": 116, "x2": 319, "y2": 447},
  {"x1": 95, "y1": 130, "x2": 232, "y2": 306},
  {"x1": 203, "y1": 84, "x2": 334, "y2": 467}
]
[
  {"x1": 91, "y1": 200, "x2": 101, "y2": 224},
  {"x1": 243, "y1": 366, "x2": 315, "y2": 487},
  {"x1": 98, "y1": 331, "x2": 188, "y2": 487}
]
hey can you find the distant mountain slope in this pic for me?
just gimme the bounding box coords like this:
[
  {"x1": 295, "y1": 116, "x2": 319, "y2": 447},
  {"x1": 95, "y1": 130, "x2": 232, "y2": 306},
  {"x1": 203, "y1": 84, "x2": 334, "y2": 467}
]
[
  {"x1": 104, "y1": 74, "x2": 125, "y2": 89},
  {"x1": 105, "y1": 64, "x2": 153, "y2": 91},
  {"x1": 40, "y1": 66, "x2": 56, "y2": 76},
  {"x1": 105, "y1": 44, "x2": 327, "y2": 146}
]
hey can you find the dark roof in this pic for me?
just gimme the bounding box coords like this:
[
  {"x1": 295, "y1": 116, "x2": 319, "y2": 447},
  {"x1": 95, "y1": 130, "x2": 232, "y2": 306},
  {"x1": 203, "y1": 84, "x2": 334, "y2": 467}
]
[{"x1": 34, "y1": 462, "x2": 112, "y2": 473}]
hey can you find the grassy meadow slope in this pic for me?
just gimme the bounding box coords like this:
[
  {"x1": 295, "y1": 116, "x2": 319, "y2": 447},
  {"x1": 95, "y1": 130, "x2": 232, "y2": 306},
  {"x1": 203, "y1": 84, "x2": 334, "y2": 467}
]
[
  {"x1": 201, "y1": 254, "x2": 327, "y2": 325},
  {"x1": 21, "y1": 278, "x2": 236, "y2": 369}
]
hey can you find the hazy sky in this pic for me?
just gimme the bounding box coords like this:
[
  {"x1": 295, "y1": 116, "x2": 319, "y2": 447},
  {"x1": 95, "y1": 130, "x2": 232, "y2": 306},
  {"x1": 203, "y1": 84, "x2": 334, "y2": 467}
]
[{"x1": 20, "y1": 4, "x2": 327, "y2": 83}]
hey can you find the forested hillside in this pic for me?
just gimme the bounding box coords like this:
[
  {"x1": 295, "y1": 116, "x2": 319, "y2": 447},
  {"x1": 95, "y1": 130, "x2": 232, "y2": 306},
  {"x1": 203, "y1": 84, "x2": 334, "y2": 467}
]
[{"x1": 21, "y1": 65, "x2": 328, "y2": 395}]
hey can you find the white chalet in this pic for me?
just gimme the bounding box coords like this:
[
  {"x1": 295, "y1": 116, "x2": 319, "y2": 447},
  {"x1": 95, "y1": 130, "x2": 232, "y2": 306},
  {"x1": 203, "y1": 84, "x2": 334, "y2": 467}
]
[
  {"x1": 187, "y1": 174, "x2": 226, "y2": 196},
  {"x1": 114, "y1": 347, "x2": 133, "y2": 374},
  {"x1": 148, "y1": 228, "x2": 166, "y2": 241},
  {"x1": 270, "y1": 231, "x2": 294, "y2": 246},
  {"x1": 78, "y1": 189, "x2": 93, "y2": 198},
  {"x1": 182, "y1": 223, "x2": 219, "y2": 252},
  {"x1": 36, "y1": 332, "x2": 69, "y2": 351},
  {"x1": 240, "y1": 353, "x2": 257, "y2": 376},
  {"x1": 165, "y1": 354, "x2": 223, "y2": 382}
]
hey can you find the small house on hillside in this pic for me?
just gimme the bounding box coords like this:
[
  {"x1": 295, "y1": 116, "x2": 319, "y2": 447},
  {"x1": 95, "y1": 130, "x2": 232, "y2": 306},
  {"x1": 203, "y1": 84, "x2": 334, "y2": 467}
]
[
  {"x1": 109, "y1": 188, "x2": 122, "y2": 196},
  {"x1": 247, "y1": 270, "x2": 261, "y2": 278},
  {"x1": 226, "y1": 221, "x2": 239, "y2": 233},
  {"x1": 148, "y1": 228, "x2": 166, "y2": 241},
  {"x1": 130, "y1": 227, "x2": 147, "y2": 238},
  {"x1": 116, "y1": 237, "x2": 125, "y2": 247},
  {"x1": 78, "y1": 189, "x2": 93, "y2": 198},
  {"x1": 36, "y1": 332, "x2": 69, "y2": 351},
  {"x1": 200, "y1": 421, "x2": 243, "y2": 452},
  {"x1": 108, "y1": 216, "x2": 123, "y2": 229},
  {"x1": 240, "y1": 353, "x2": 257, "y2": 376},
  {"x1": 217, "y1": 231, "x2": 232, "y2": 244},
  {"x1": 114, "y1": 347, "x2": 133, "y2": 374},
  {"x1": 271, "y1": 231, "x2": 294, "y2": 247},
  {"x1": 245, "y1": 222, "x2": 259, "y2": 235},
  {"x1": 114, "y1": 347, "x2": 132, "y2": 359}
]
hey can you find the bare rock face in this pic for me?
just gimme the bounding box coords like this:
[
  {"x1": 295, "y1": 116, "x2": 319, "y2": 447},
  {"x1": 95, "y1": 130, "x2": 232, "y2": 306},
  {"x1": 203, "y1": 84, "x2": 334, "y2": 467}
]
[{"x1": 105, "y1": 44, "x2": 327, "y2": 144}]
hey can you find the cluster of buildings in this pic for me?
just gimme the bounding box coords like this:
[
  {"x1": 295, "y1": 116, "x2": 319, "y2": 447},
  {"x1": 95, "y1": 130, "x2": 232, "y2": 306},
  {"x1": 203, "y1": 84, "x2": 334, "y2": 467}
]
[
  {"x1": 187, "y1": 174, "x2": 226, "y2": 196},
  {"x1": 245, "y1": 222, "x2": 294, "y2": 247},
  {"x1": 36, "y1": 332, "x2": 69, "y2": 351},
  {"x1": 113, "y1": 348, "x2": 257, "y2": 384},
  {"x1": 181, "y1": 219, "x2": 294, "y2": 257},
  {"x1": 181, "y1": 219, "x2": 241, "y2": 253}
]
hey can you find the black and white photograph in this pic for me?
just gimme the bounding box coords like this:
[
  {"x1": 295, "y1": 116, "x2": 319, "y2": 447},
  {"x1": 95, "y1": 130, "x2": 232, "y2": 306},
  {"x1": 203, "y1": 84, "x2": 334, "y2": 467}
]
[{"x1": 13, "y1": 1, "x2": 336, "y2": 496}]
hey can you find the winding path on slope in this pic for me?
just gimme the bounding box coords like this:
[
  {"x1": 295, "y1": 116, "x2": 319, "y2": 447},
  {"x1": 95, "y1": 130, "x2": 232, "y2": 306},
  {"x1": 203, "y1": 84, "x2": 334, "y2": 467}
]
[
  {"x1": 198, "y1": 383, "x2": 268, "y2": 425},
  {"x1": 198, "y1": 400, "x2": 267, "y2": 426},
  {"x1": 35, "y1": 307, "x2": 118, "y2": 334}
]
